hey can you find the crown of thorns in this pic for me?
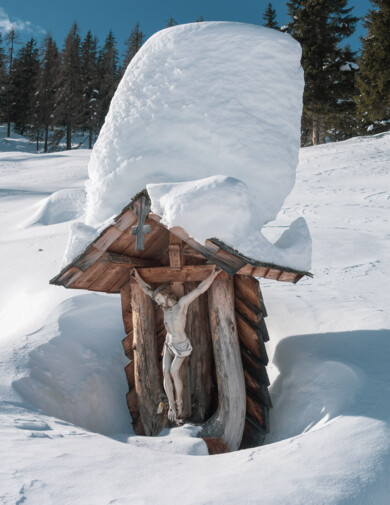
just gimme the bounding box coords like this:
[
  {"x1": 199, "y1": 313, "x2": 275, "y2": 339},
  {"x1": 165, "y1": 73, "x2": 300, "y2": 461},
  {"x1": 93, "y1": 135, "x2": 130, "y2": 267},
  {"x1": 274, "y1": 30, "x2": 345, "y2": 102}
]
[{"x1": 151, "y1": 284, "x2": 168, "y2": 300}]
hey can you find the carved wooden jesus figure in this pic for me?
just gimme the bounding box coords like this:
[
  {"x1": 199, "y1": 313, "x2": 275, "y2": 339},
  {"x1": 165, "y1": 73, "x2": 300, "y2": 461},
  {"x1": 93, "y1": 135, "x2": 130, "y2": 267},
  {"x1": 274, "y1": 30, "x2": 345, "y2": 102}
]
[{"x1": 131, "y1": 266, "x2": 221, "y2": 421}]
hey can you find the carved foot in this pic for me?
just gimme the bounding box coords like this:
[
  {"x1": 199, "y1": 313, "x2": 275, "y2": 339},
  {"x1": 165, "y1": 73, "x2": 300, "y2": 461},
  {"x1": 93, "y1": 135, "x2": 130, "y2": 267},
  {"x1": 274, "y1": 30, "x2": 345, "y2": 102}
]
[
  {"x1": 168, "y1": 407, "x2": 177, "y2": 422},
  {"x1": 176, "y1": 402, "x2": 184, "y2": 419}
]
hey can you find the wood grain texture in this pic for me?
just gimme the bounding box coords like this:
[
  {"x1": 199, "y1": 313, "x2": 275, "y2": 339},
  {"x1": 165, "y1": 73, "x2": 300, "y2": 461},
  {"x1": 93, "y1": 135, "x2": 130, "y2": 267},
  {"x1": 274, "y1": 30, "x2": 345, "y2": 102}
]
[
  {"x1": 131, "y1": 281, "x2": 165, "y2": 436},
  {"x1": 236, "y1": 312, "x2": 269, "y2": 365},
  {"x1": 114, "y1": 209, "x2": 137, "y2": 231},
  {"x1": 100, "y1": 252, "x2": 158, "y2": 267},
  {"x1": 134, "y1": 264, "x2": 229, "y2": 283},
  {"x1": 185, "y1": 284, "x2": 214, "y2": 423},
  {"x1": 234, "y1": 275, "x2": 272, "y2": 449},
  {"x1": 126, "y1": 388, "x2": 145, "y2": 435},
  {"x1": 200, "y1": 276, "x2": 246, "y2": 451}
]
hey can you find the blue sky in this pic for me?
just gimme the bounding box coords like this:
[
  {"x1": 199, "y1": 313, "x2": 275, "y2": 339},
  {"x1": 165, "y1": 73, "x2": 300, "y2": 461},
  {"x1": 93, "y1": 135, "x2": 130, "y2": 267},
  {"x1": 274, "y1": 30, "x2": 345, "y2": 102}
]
[{"x1": 0, "y1": 1, "x2": 372, "y2": 56}]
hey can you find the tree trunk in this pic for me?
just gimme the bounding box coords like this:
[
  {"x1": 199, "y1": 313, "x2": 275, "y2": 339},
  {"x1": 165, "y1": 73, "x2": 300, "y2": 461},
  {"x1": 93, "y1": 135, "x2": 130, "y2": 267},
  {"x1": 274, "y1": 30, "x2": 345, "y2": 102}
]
[
  {"x1": 200, "y1": 276, "x2": 246, "y2": 451},
  {"x1": 312, "y1": 116, "x2": 326, "y2": 145},
  {"x1": 44, "y1": 125, "x2": 48, "y2": 153},
  {"x1": 66, "y1": 124, "x2": 72, "y2": 150},
  {"x1": 131, "y1": 280, "x2": 165, "y2": 436},
  {"x1": 88, "y1": 128, "x2": 93, "y2": 149}
]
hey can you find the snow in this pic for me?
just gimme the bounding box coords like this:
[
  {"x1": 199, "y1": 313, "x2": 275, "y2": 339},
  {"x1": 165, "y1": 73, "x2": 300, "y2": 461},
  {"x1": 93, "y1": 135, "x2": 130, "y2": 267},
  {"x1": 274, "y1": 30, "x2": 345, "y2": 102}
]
[
  {"x1": 81, "y1": 22, "x2": 306, "y2": 265},
  {"x1": 1, "y1": 129, "x2": 390, "y2": 503},
  {"x1": 61, "y1": 22, "x2": 310, "y2": 271},
  {"x1": 148, "y1": 175, "x2": 312, "y2": 271}
]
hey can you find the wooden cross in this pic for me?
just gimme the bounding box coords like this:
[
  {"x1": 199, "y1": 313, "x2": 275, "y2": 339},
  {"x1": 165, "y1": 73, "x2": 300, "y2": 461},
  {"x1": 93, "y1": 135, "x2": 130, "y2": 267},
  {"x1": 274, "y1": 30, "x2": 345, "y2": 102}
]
[{"x1": 131, "y1": 196, "x2": 151, "y2": 251}]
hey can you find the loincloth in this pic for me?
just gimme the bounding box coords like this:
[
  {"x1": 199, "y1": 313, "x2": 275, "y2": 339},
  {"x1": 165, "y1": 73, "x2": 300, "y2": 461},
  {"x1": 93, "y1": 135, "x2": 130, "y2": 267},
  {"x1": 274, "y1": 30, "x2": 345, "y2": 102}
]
[{"x1": 165, "y1": 338, "x2": 193, "y2": 358}]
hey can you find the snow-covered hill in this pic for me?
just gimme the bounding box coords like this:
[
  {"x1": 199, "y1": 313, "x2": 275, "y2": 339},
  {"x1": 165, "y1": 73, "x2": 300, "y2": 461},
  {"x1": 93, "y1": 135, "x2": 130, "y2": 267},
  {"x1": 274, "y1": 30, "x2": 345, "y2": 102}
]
[{"x1": 1, "y1": 132, "x2": 389, "y2": 504}]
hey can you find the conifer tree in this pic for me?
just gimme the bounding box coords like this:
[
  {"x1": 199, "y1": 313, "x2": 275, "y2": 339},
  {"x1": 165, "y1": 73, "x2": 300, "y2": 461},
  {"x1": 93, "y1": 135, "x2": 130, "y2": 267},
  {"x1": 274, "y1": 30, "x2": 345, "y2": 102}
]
[
  {"x1": 9, "y1": 38, "x2": 39, "y2": 135},
  {"x1": 355, "y1": 0, "x2": 390, "y2": 133},
  {"x1": 263, "y1": 3, "x2": 279, "y2": 29},
  {"x1": 166, "y1": 17, "x2": 178, "y2": 28},
  {"x1": 287, "y1": 0, "x2": 358, "y2": 145},
  {"x1": 36, "y1": 35, "x2": 61, "y2": 152},
  {"x1": 80, "y1": 30, "x2": 99, "y2": 148},
  {"x1": 326, "y1": 45, "x2": 359, "y2": 141},
  {"x1": 96, "y1": 30, "x2": 119, "y2": 126},
  {"x1": 123, "y1": 23, "x2": 144, "y2": 69},
  {"x1": 56, "y1": 23, "x2": 83, "y2": 150},
  {"x1": 4, "y1": 29, "x2": 21, "y2": 137},
  {"x1": 0, "y1": 34, "x2": 7, "y2": 123}
]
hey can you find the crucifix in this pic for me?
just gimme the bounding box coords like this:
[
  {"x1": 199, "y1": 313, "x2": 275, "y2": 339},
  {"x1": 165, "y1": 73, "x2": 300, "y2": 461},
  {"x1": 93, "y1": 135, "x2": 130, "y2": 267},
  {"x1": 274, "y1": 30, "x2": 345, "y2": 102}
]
[{"x1": 131, "y1": 196, "x2": 151, "y2": 250}]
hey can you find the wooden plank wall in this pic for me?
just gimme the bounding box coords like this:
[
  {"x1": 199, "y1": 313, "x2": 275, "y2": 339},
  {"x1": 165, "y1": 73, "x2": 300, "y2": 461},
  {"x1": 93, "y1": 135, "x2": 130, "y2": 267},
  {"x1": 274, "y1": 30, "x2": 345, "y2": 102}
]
[{"x1": 234, "y1": 275, "x2": 272, "y2": 449}]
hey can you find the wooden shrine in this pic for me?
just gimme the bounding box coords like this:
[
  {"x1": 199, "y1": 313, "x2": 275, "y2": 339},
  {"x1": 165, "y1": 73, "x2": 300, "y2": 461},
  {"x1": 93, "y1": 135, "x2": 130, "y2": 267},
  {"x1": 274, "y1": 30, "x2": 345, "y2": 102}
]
[{"x1": 50, "y1": 190, "x2": 312, "y2": 453}]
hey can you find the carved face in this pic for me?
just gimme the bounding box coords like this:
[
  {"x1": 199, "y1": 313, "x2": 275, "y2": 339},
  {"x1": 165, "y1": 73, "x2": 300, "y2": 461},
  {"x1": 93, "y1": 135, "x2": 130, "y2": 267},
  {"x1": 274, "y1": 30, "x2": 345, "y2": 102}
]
[{"x1": 154, "y1": 290, "x2": 177, "y2": 309}]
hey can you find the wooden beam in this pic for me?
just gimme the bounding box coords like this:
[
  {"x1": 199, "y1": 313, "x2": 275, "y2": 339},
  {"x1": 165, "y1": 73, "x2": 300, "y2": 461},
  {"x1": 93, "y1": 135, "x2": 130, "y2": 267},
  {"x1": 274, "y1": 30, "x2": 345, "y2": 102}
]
[
  {"x1": 200, "y1": 275, "x2": 246, "y2": 451},
  {"x1": 131, "y1": 280, "x2": 165, "y2": 436},
  {"x1": 181, "y1": 244, "x2": 205, "y2": 259},
  {"x1": 100, "y1": 252, "x2": 158, "y2": 267},
  {"x1": 120, "y1": 281, "x2": 133, "y2": 334},
  {"x1": 169, "y1": 244, "x2": 182, "y2": 270},
  {"x1": 114, "y1": 209, "x2": 137, "y2": 232},
  {"x1": 134, "y1": 264, "x2": 229, "y2": 283},
  {"x1": 169, "y1": 234, "x2": 184, "y2": 297},
  {"x1": 185, "y1": 283, "x2": 213, "y2": 424}
]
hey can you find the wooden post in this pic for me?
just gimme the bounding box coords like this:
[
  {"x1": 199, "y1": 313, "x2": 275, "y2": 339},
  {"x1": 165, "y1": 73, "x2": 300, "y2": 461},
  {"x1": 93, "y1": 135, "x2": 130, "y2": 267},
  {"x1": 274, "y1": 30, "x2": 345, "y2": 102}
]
[
  {"x1": 131, "y1": 280, "x2": 165, "y2": 436},
  {"x1": 185, "y1": 284, "x2": 213, "y2": 423},
  {"x1": 201, "y1": 275, "x2": 246, "y2": 451}
]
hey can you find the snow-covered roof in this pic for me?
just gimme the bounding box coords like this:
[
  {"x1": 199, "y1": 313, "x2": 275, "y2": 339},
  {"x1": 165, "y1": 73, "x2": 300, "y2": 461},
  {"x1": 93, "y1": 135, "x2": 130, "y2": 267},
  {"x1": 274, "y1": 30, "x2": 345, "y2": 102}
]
[{"x1": 51, "y1": 191, "x2": 312, "y2": 292}]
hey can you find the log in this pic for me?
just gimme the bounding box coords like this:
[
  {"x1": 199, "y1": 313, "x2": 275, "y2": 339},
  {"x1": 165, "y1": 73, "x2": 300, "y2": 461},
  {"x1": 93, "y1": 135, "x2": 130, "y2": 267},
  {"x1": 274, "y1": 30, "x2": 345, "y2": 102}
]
[
  {"x1": 200, "y1": 276, "x2": 246, "y2": 451},
  {"x1": 131, "y1": 280, "x2": 165, "y2": 436}
]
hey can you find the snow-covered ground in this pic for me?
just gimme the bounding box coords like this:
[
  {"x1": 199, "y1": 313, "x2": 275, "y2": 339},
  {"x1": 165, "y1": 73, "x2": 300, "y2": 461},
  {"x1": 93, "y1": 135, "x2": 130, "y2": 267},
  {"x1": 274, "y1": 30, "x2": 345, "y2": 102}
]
[{"x1": 1, "y1": 130, "x2": 389, "y2": 504}]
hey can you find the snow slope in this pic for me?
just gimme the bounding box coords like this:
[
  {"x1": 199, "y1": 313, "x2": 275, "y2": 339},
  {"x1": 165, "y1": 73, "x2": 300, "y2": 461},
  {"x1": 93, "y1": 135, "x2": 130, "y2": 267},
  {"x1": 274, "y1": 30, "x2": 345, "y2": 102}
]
[{"x1": 1, "y1": 132, "x2": 390, "y2": 504}]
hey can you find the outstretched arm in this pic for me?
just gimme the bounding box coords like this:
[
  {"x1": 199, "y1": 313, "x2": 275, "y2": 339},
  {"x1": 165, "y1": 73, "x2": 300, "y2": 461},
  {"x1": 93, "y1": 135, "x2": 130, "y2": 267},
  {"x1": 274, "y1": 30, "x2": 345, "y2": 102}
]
[
  {"x1": 179, "y1": 265, "x2": 222, "y2": 309},
  {"x1": 130, "y1": 268, "x2": 154, "y2": 298}
]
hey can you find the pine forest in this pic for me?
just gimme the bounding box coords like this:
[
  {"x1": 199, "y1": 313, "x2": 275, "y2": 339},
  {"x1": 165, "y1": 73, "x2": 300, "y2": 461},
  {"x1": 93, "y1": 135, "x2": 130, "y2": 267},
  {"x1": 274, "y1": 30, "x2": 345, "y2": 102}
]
[{"x1": 0, "y1": 1, "x2": 389, "y2": 151}]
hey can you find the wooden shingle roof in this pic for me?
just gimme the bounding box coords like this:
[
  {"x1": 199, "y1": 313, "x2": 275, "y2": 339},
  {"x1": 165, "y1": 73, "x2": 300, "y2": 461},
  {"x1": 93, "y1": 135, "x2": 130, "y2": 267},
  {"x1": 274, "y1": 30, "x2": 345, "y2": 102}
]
[{"x1": 50, "y1": 191, "x2": 312, "y2": 292}]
